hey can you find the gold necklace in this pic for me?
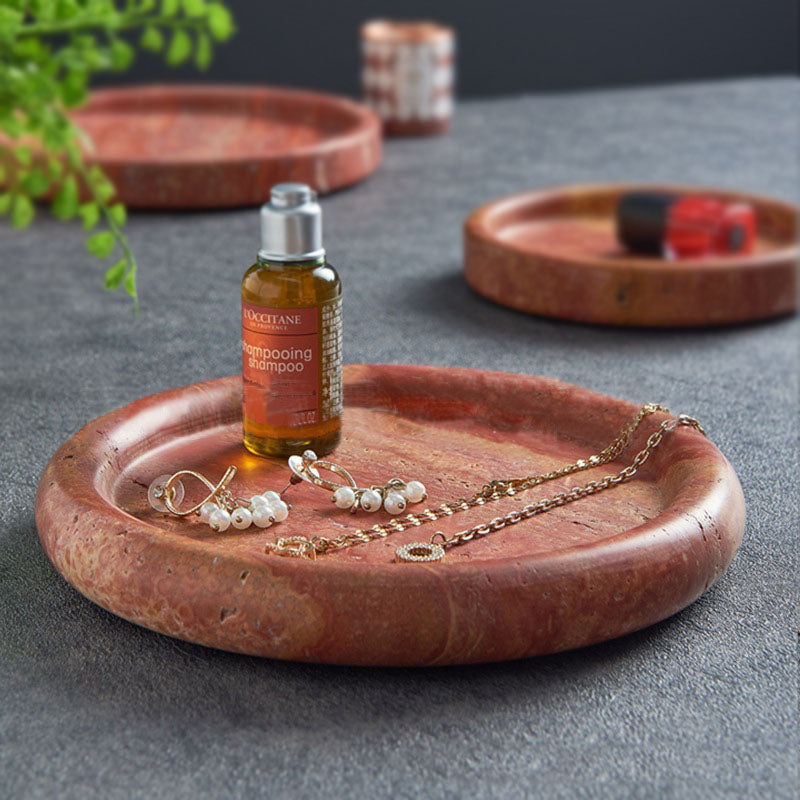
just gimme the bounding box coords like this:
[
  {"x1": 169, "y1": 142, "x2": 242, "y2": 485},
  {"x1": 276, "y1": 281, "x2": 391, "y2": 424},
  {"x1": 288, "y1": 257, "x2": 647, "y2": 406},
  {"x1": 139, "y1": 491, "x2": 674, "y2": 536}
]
[{"x1": 265, "y1": 404, "x2": 706, "y2": 562}]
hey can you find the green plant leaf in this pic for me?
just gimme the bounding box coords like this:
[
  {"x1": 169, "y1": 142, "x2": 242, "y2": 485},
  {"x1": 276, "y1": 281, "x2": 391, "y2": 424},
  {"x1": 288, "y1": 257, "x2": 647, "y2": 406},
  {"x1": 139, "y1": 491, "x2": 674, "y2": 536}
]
[
  {"x1": 140, "y1": 25, "x2": 164, "y2": 52},
  {"x1": 161, "y1": 0, "x2": 179, "y2": 17},
  {"x1": 87, "y1": 165, "x2": 115, "y2": 202},
  {"x1": 14, "y1": 36, "x2": 50, "y2": 61},
  {"x1": 195, "y1": 31, "x2": 212, "y2": 70},
  {"x1": 207, "y1": 2, "x2": 234, "y2": 40},
  {"x1": 0, "y1": 192, "x2": 12, "y2": 215},
  {"x1": 13, "y1": 145, "x2": 32, "y2": 166},
  {"x1": 0, "y1": 8, "x2": 23, "y2": 43},
  {"x1": 43, "y1": 121, "x2": 70, "y2": 152},
  {"x1": 73, "y1": 33, "x2": 96, "y2": 49},
  {"x1": 54, "y1": 0, "x2": 80, "y2": 19},
  {"x1": 109, "y1": 202, "x2": 126, "y2": 225},
  {"x1": 123, "y1": 260, "x2": 138, "y2": 300},
  {"x1": 104, "y1": 257, "x2": 127, "y2": 289},
  {"x1": 110, "y1": 38, "x2": 134, "y2": 71},
  {"x1": 22, "y1": 168, "x2": 51, "y2": 197},
  {"x1": 52, "y1": 174, "x2": 79, "y2": 220},
  {"x1": 79, "y1": 201, "x2": 100, "y2": 230},
  {"x1": 47, "y1": 157, "x2": 63, "y2": 179},
  {"x1": 183, "y1": 0, "x2": 206, "y2": 16},
  {"x1": 61, "y1": 69, "x2": 89, "y2": 106},
  {"x1": 65, "y1": 141, "x2": 83, "y2": 169},
  {"x1": 166, "y1": 28, "x2": 192, "y2": 65},
  {"x1": 84, "y1": 43, "x2": 111, "y2": 70},
  {"x1": 31, "y1": 0, "x2": 57, "y2": 21},
  {"x1": 11, "y1": 194, "x2": 35, "y2": 228},
  {"x1": 0, "y1": 113, "x2": 23, "y2": 139},
  {"x1": 86, "y1": 230, "x2": 116, "y2": 258}
]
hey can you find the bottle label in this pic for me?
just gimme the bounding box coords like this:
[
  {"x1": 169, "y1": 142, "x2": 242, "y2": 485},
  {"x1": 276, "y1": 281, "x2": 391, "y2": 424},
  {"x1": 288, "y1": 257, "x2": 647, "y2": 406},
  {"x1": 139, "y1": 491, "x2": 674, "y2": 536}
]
[
  {"x1": 319, "y1": 297, "x2": 343, "y2": 422},
  {"x1": 242, "y1": 299, "x2": 341, "y2": 428},
  {"x1": 242, "y1": 302, "x2": 320, "y2": 428}
]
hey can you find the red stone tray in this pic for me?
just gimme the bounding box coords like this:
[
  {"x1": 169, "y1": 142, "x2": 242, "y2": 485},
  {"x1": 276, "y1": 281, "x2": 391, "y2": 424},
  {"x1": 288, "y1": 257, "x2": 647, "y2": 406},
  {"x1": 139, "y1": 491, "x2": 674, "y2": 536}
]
[
  {"x1": 35, "y1": 366, "x2": 744, "y2": 666},
  {"x1": 69, "y1": 84, "x2": 382, "y2": 208},
  {"x1": 464, "y1": 184, "x2": 798, "y2": 327}
]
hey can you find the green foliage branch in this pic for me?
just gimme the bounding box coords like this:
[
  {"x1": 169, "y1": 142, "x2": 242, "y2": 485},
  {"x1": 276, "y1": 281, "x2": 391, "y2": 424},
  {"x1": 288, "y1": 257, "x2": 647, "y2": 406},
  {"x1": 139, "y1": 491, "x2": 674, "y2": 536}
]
[{"x1": 0, "y1": 0, "x2": 235, "y2": 307}]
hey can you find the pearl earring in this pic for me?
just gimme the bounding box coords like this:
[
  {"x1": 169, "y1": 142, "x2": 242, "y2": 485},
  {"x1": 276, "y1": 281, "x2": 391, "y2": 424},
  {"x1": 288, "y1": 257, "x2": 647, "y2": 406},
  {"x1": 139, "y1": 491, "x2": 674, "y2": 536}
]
[
  {"x1": 147, "y1": 466, "x2": 289, "y2": 532},
  {"x1": 287, "y1": 450, "x2": 427, "y2": 515}
]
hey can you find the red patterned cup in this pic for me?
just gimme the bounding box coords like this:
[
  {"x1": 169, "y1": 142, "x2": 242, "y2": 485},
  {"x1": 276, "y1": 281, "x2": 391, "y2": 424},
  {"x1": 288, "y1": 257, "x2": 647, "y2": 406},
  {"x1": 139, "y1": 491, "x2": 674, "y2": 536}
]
[{"x1": 361, "y1": 20, "x2": 455, "y2": 136}]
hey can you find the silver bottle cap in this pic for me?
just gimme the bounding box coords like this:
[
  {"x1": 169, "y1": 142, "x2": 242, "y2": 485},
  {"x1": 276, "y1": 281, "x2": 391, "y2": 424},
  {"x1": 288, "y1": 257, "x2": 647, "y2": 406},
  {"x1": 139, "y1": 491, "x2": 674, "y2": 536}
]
[{"x1": 259, "y1": 183, "x2": 325, "y2": 262}]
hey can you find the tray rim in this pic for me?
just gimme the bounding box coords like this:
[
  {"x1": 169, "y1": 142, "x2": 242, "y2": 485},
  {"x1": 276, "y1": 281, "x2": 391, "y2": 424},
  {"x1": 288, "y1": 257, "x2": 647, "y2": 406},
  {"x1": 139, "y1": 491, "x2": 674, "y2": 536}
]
[
  {"x1": 35, "y1": 366, "x2": 746, "y2": 664},
  {"x1": 72, "y1": 82, "x2": 382, "y2": 167},
  {"x1": 465, "y1": 182, "x2": 799, "y2": 273}
]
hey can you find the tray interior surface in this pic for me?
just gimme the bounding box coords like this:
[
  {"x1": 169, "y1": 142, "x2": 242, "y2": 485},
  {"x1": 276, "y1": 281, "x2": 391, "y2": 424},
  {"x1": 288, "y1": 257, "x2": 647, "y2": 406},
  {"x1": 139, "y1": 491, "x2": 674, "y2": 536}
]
[
  {"x1": 488, "y1": 186, "x2": 795, "y2": 267},
  {"x1": 498, "y1": 216, "x2": 784, "y2": 263},
  {"x1": 73, "y1": 85, "x2": 368, "y2": 162},
  {"x1": 115, "y1": 403, "x2": 666, "y2": 566}
]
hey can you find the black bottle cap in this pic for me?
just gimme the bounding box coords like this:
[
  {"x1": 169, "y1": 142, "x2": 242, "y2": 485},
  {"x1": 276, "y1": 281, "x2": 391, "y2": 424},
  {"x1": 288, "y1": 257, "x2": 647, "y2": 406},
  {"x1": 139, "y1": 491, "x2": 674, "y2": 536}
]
[{"x1": 617, "y1": 192, "x2": 676, "y2": 255}]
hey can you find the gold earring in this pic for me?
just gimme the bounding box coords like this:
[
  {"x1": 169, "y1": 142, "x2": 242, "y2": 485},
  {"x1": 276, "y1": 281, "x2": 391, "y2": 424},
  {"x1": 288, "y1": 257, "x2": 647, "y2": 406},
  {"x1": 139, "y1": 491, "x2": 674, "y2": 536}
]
[
  {"x1": 287, "y1": 449, "x2": 427, "y2": 515},
  {"x1": 147, "y1": 466, "x2": 290, "y2": 532}
]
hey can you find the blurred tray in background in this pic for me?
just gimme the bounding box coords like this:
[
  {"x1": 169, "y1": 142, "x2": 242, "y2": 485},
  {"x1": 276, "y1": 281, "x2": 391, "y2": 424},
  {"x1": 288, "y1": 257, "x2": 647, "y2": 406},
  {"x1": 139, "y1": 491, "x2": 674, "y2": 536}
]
[
  {"x1": 70, "y1": 84, "x2": 382, "y2": 208},
  {"x1": 464, "y1": 183, "x2": 798, "y2": 327}
]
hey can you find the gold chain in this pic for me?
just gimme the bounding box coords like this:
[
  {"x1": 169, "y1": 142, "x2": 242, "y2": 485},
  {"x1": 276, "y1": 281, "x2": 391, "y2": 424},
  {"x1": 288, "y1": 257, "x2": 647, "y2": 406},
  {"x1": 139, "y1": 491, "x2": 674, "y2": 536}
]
[{"x1": 266, "y1": 404, "x2": 706, "y2": 559}]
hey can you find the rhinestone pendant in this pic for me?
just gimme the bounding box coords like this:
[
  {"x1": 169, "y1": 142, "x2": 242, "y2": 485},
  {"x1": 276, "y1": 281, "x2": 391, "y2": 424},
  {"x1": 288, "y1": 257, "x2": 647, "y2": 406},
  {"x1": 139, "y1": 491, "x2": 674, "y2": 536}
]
[
  {"x1": 147, "y1": 474, "x2": 185, "y2": 512},
  {"x1": 395, "y1": 542, "x2": 445, "y2": 563}
]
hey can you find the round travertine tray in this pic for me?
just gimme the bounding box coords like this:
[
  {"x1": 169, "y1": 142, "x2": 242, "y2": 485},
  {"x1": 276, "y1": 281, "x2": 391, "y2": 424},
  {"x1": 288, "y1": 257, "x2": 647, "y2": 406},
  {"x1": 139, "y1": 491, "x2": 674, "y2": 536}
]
[
  {"x1": 35, "y1": 365, "x2": 744, "y2": 666},
  {"x1": 68, "y1": 84, "x2": 382, "y2": 208},
  {"x1": 463, "y1": 183, "x2": 798, "y2": 326}
]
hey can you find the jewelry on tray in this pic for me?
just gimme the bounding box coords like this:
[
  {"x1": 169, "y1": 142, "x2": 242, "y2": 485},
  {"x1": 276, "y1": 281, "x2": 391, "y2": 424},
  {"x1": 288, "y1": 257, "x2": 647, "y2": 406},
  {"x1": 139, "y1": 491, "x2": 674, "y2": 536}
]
[
  {"x1": 264, "y1": 405, "x2": 707, "y2": 563},
  {"x1": 147, "y1": 466, "x2": 290, "y2": 532},
  {"x1": 287, "y1": 449, "x2": 427, "y2": 515}
]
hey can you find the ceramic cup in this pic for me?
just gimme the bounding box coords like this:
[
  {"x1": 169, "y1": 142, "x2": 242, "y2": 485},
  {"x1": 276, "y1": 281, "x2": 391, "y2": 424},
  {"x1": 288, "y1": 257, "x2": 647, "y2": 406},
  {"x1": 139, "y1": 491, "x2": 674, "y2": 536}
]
[{"x1": 361, "y1": 19, "x2": 455, "y2": 136}]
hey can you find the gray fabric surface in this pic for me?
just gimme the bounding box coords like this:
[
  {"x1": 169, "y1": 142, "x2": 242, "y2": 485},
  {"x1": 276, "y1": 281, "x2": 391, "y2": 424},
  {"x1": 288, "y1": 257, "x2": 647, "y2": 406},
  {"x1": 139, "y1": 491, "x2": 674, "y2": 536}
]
[{"x1": 1, "y1": 78, "x2": 797, "y2": 799}]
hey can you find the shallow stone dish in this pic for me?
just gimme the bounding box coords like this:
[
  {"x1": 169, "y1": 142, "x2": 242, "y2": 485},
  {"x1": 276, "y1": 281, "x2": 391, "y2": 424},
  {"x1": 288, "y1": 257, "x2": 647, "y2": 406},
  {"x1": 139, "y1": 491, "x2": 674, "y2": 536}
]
[{"x1": 36, "y1": 365, "x2": 744, "y2": 665}]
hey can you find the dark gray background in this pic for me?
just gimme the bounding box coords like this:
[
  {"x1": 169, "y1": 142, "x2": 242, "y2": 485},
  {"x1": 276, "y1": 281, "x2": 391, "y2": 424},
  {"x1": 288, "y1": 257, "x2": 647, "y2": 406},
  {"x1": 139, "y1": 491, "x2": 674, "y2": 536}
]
[
  {"x1": 1, "y1": 76, "x2": 797, "y2": 798},
  {"x1": 101, "y1": 0, "x2": 799, "y2": 96}
]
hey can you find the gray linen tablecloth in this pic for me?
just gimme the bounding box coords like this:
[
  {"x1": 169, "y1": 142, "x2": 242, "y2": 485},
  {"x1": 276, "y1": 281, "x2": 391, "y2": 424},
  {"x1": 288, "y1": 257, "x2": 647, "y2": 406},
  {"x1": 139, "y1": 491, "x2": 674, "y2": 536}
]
[{"x1": 1, "y1": 78, "x2": 797, "y2": 799}]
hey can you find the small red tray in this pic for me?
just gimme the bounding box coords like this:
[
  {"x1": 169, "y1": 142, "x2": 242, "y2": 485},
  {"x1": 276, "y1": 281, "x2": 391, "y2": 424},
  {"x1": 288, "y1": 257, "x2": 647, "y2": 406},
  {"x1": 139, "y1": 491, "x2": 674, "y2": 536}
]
[
  {"x1": 70, "y1": 84, "x2": 382, "y2": 208},
  {"x1": 35, "y1": 366, "x2": 744, "y2": 666},
  {"x1": 464, "y1": 184, "x2": 798, "y2": 327}
]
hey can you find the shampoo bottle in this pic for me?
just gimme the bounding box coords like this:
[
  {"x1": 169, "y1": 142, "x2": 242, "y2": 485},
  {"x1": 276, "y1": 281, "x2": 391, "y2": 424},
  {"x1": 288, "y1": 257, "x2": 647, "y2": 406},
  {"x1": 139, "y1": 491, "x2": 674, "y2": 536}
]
[{"x1": 242, "y1": 184, "x2": 342, "y2": 457}]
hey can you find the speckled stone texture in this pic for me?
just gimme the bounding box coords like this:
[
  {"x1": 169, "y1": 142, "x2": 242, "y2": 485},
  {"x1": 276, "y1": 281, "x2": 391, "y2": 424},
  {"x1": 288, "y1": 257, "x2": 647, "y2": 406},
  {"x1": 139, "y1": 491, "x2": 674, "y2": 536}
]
[{"x1": 1, "y1": 78, "x2": 797, "y2": 798}]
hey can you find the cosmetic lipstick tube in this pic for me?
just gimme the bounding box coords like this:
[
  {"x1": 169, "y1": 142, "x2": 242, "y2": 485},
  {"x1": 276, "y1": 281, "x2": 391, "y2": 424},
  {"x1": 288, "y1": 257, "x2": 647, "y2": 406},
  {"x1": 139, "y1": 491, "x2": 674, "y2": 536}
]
[{"x1": 617, "y1": 192, "x2": 756, "y2": 258}]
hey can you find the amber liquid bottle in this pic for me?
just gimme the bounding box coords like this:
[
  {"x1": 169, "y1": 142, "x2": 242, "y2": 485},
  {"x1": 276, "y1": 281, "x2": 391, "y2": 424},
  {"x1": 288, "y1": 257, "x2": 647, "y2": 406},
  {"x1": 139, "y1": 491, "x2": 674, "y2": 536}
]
[{"x1": 242, "y1": 184, "x2": 342, "y2": 458}]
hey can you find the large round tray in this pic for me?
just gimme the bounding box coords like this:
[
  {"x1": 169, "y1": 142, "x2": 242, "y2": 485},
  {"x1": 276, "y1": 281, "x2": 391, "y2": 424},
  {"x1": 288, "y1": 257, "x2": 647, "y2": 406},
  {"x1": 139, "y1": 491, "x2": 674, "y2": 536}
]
[
  {"x1": 463, "y1": 183, "x2": 798, "y2": 327},
  {"x1": 69, "y1": 84, "x2": 382, "y2": 208},
  {"x1": 35, "y1": 366, "x2": 744, "y2": 666}
]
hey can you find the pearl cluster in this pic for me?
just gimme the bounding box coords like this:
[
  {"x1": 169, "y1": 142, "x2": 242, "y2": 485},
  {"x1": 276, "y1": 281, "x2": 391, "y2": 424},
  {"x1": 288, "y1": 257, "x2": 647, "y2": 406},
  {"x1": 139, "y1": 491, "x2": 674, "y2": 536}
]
[
  {"x1": 199, "y1": 491, "x2": 290, "y2": 532},
  {"x1": 332, "y1": 479, "x2": 426, "y2": 515}
]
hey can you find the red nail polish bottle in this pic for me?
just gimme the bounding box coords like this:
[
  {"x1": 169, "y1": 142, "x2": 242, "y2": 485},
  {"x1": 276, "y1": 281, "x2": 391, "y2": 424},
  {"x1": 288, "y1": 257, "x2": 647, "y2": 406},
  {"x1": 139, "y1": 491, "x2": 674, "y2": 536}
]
[{"x1": 617, "y1": 192, "x2": 756, "y2": 258}]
